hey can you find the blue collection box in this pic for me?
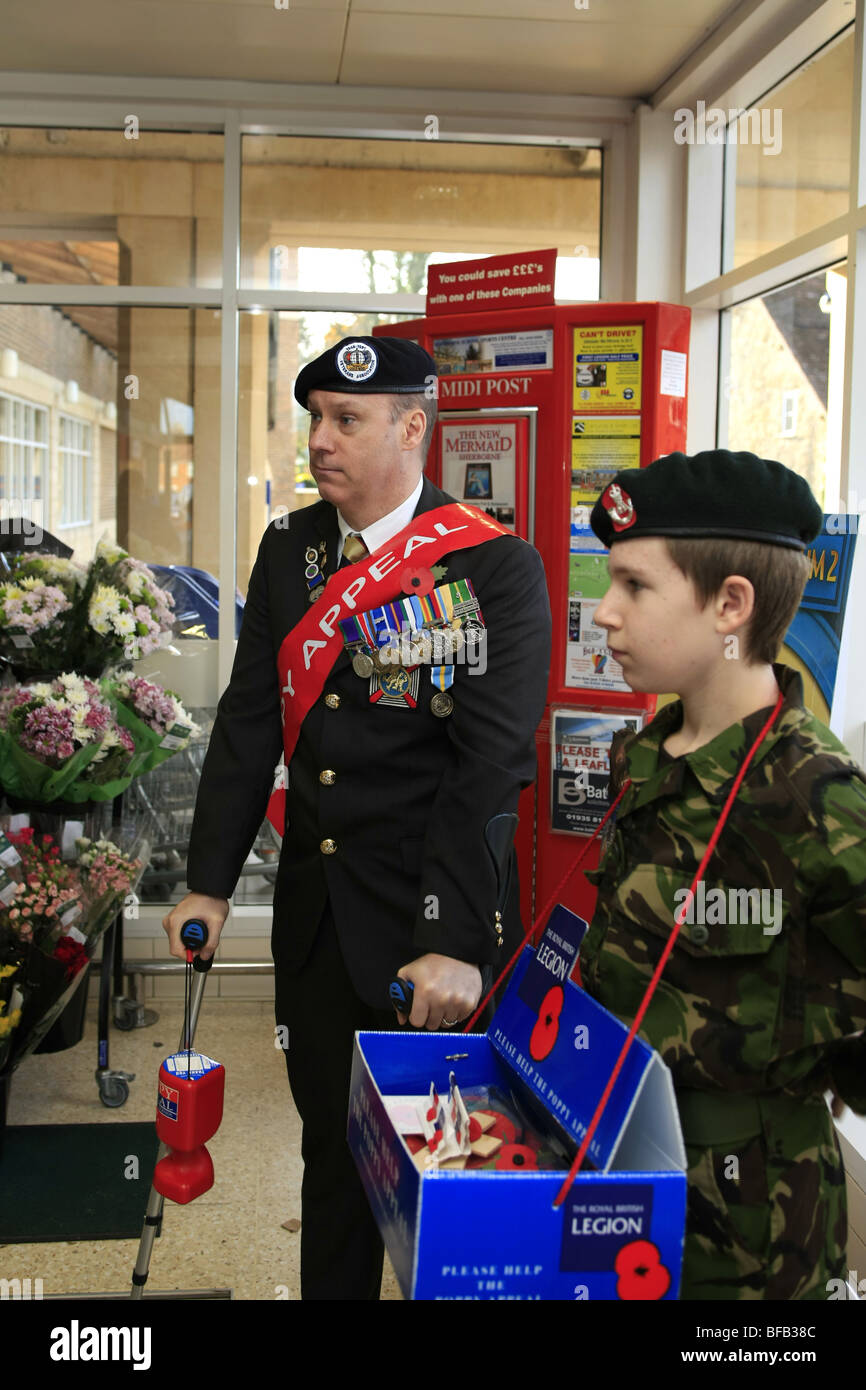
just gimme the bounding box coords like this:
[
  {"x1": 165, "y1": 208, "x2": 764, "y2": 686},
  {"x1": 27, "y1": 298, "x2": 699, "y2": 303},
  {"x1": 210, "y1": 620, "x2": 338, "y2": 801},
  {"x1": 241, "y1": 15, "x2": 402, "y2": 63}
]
[{"x1": 348, "y1": 907, "x2": 687, "y2": 1300}]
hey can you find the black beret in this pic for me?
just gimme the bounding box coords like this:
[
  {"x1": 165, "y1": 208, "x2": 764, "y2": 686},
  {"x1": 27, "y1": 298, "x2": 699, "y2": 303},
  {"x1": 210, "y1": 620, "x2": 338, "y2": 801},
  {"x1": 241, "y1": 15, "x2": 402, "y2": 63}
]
[
  {"x1": 589, "y1": 449, "x2": 823, "y2": 551},
  {"x1": 294, "y1": 336, "x2": 437, "y2": 408}
]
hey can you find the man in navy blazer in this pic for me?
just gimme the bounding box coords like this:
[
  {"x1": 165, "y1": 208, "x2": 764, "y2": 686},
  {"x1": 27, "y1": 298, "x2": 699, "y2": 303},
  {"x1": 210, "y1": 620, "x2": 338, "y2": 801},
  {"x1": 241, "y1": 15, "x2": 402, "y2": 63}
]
[{"x1": 163, "y1": 337, "x2": 551, "y2": 1299}]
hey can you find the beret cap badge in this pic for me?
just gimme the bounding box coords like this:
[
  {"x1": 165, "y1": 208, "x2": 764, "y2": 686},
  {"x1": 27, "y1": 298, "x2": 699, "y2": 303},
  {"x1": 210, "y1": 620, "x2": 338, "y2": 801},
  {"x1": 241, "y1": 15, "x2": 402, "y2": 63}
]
[
  {"x1": 336, "y1": 341, "x2": 378, "y2": 383},
  {"x1": 600, "y1": 482, "x2": 636, "y2": 532},
  {"x1": 294, "y1": 335, "x2": 437, "y2": 408}
]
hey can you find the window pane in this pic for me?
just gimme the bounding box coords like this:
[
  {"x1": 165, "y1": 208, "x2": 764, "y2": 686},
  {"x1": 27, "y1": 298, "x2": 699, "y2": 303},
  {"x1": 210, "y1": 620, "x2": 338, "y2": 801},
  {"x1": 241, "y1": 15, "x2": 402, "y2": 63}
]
[
  {"x1": 0, "y1": 304, "x2": 224, "y2": 903},
  {"x1": 0, "y1": 128, "x2": 223, "y2": 288},
  {"x1": 726, "y1": 29, "x2": 854, "y2": 270},
  {"x1": 720, "y1": 266, "x2": 846, "y2": 510},
  {"x1": 241, "y1": 136, "x2": 601, "y2": 297},
  {"x1": 236, "y1": 307, "x2": 414, "y2": 597}
]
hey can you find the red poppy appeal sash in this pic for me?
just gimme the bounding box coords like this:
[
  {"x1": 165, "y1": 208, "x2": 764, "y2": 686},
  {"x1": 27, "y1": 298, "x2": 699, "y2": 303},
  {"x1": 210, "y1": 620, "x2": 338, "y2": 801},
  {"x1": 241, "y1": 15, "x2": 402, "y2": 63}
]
[{"x1": 266, "y1": 503, "x2": 511, "y2": 833}]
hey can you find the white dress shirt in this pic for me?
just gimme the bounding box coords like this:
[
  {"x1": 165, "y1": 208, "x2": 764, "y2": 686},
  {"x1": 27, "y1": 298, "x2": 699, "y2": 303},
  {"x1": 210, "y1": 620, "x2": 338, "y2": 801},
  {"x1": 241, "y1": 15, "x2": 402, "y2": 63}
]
[{"x1": 336, "y1": 475, "x2": 424, "y2": 561}]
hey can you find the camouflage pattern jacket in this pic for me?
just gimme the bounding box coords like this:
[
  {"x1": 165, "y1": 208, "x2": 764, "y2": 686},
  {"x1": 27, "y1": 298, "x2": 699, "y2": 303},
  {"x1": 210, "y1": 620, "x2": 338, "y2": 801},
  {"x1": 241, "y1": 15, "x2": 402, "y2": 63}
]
[
  {"x1": 581, "y1": 663, "x2": 866, "y2": 1299},
  {"x1": 582, "y1": 662, "x2": 866, "y2": 1107}
]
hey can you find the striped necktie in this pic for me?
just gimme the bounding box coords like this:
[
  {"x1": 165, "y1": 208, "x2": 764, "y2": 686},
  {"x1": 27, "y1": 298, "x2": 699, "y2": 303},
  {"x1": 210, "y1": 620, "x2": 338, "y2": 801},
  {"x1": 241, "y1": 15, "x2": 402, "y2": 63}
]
[{"x1": 340, "y1": 532, "x2": 369, "y2": 567}]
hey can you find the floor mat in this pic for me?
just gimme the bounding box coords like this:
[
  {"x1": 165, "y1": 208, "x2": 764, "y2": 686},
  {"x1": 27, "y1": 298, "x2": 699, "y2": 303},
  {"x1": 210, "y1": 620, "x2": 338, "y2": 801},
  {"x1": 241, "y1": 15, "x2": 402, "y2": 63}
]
[{"x1": 0, "y1": 1123, "x2": 160, "y2": 1242}]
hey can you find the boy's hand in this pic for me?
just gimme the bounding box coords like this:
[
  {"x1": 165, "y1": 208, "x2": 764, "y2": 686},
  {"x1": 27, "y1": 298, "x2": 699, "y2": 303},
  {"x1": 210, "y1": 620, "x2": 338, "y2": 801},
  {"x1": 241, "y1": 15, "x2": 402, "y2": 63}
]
[{"x1": 162, "y1": 893, "x2": 229, "y2": 962}]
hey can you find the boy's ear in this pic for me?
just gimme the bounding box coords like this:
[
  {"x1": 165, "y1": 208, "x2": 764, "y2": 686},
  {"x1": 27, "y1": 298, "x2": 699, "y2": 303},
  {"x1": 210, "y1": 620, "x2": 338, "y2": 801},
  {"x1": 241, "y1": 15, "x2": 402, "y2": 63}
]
[{"x1": 714, "y1": 574, "x2": 756, "y2": 633}]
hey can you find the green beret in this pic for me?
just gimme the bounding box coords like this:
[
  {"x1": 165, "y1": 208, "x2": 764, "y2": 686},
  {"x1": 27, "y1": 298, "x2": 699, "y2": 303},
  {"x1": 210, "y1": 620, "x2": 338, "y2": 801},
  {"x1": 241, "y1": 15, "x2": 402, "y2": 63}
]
[
  {"x1": 294, "y1": 336, "x2": 436, "y2": 408},
  {"x1": 589, "y1": 449, "x2": 823, "y2": 551}
]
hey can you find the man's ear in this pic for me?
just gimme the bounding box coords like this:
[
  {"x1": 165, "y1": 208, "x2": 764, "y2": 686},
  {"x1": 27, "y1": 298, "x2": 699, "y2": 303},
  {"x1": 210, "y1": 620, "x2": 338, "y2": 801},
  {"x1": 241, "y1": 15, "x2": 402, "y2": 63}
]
[{"x1": 400, "y1": 406, "x2": 427, "y2": 453}]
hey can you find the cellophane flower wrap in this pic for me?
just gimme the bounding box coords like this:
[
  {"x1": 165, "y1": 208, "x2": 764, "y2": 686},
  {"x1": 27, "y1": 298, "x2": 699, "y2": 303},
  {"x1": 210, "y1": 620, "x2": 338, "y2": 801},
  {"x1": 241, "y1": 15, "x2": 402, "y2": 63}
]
[{"x1": 108, "y1": 674, "x2": 200, "y2": 774}]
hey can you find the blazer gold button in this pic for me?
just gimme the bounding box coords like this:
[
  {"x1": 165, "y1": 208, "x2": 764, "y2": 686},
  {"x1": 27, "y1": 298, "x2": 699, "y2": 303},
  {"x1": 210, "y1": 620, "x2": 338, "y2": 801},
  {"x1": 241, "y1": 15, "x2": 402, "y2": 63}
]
[
  {"x1": 325, "y1": 693, "x2": 340, "y2": 709},
  {"x1": 320, "y1": 839, "x2": 337, "y2": 854},
  {"x1": 319, "y1": 770, "x2": 336, "y2": 785}
]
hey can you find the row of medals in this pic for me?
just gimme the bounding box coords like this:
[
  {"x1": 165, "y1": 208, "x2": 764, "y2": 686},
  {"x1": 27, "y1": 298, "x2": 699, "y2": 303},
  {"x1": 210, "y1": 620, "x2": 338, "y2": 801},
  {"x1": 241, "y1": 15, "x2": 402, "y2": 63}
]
[
  {"x1": 305, "y1": 542, "x2": 456, "y2": 718},
  {"x1": 350, "y1": 627, "x2": 462, "y2": 718}
]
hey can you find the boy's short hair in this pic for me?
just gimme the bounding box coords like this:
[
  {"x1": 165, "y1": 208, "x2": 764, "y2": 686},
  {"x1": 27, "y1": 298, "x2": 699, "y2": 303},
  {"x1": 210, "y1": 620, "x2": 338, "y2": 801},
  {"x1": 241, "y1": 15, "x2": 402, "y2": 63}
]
[{"x1": 663, "y1": 536, "x2": 810, "y2": 664}]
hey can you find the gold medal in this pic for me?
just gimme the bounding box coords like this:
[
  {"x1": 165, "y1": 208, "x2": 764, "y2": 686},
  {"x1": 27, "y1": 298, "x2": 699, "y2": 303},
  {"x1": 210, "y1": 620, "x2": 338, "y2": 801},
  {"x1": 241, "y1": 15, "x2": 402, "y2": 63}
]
[
  {"x1": 379, "y1": 666, "x2": 410, "y2": 696},
  {"x1": 430, "y1": 691, "x2": 454, "y2": 718}
]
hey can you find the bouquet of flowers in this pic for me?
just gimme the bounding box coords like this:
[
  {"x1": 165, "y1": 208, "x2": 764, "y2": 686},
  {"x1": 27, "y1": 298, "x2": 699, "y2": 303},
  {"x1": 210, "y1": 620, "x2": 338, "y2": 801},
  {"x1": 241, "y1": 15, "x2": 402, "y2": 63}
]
[
  {"x1": 0, "y1": 827, "x2": 142, "y2": 1069},
  {"x1": 0, "y1": 554, "x2": 87, "y2": 678},
  {"x1": 0, "y1": 672, "x2": 139, "y2": 804},
  {"x1": 108, "y1": 674, "x2": 200, "y2": 773},
  {"x1": 75, "y1": 836, "x2": 141, "y2": 937},
  {"x1": 0, "y1": 674, "x2": 106, "y2": 802},
  {"x1": 0, "y1": 827, "x2": 82, "y2": 954},
  {"x1": 0, "y1": 543, "x2": 175, "y2": 680},
  {"x1": 79, "y1": 539, "x2": 175, "y2": 670}
]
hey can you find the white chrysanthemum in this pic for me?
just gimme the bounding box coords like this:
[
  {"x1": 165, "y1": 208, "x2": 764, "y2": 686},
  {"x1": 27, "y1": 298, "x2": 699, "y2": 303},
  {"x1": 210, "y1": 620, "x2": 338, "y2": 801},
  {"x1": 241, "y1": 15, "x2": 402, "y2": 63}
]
[
  {"x1": 96, "y1": 539, "x2": 127, "y2": 565},
  {"x1": 89, "y1": 583, "x2": 126, "y2": 634},
  {"x1": 59, "y1": 676, "x2": 88, "y2": 706}
]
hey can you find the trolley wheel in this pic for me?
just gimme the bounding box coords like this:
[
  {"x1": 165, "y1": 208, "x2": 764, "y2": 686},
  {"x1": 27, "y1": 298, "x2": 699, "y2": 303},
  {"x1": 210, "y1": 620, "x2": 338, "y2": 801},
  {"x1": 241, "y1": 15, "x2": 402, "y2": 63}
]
[
  {"x1": 98, "y1": 1075, "x2": 130, "y2": 1108},
  {"x1": 113, "y1": 997, "x2": 139, "y2": 1031}
]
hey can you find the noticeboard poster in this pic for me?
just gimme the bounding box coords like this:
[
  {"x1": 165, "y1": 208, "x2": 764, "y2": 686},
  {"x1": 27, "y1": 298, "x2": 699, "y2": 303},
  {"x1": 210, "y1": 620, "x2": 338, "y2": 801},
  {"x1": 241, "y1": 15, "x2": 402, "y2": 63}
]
[
  {"x1": 565, "y1": 545, "x2": 631, "y2": 693},
  {"x1": 439, "y1": 415, "x2": 527, "y2": 534},
  {"x1": 782, "y1": 518, "x2": 859, "y2": 722},
  {"x1": 551, "y1": 708, "x2": 645, "y2": 835},
  {"x1": 573, "y1": 325, "x2": 642, "y2": 412},
  {"x1": 433, "y1": 329, "x2": 553, "y2": 376},
  {"x1": 571, "y1": 416, "x2": 641, "y2": 504}
]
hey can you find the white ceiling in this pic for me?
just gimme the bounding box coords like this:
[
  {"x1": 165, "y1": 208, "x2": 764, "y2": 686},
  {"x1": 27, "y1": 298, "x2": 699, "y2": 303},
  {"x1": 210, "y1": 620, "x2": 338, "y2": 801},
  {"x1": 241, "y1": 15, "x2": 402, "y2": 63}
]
[{"x1": 0, "y1": 0, "x2": 745, "y2": 99}]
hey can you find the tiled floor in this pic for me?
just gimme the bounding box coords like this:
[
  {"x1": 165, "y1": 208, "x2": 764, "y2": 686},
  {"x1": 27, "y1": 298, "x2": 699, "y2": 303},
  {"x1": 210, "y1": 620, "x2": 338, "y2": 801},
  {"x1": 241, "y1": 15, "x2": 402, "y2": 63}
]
[
  {"x1": 5, "y1": 998, "x2": 865, "y2": 1302},
  {"x1": 1, "y1": 1000, "x2": 402, "y2": 1301}
]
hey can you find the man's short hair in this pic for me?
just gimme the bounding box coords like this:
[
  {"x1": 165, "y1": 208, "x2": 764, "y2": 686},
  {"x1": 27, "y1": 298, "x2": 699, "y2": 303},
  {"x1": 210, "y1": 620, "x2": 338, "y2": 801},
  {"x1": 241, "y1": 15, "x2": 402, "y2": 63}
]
[
  {"x1": 664, "y1": 536, "x2": 810, "y2": 665},
  {"x1": 388, "y1": 393, "x2": 438, "y2": 463}
]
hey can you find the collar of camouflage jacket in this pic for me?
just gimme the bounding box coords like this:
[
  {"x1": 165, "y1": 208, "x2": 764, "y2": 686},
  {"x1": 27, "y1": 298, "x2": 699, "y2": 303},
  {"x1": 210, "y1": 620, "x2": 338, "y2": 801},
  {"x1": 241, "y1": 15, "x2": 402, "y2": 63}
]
[{"x1": 620, "y1": 662, "x2": 806, "y2": 809}]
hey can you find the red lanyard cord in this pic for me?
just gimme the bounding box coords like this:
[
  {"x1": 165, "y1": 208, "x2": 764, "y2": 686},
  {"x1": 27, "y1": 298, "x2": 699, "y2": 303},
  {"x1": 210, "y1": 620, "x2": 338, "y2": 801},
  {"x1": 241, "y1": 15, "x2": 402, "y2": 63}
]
[{"x1": 552, "y1": 688, "x2": 785, "y2": 1205}]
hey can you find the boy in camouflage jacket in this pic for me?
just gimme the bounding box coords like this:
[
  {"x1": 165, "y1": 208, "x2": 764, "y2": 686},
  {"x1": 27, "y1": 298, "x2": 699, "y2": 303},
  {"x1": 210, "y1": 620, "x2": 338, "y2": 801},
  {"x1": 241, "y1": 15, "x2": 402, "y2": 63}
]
[{"x1": 582, "y1": 449, "x2": 866, "y2": 1300}]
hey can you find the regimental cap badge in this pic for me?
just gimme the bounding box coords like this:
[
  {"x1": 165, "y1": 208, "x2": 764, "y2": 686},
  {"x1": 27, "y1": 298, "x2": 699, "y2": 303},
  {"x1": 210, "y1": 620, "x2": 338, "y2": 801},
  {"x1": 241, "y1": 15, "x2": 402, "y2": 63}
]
[
  {"x1": 336, "y1": 341, "x2": 378, "y2": 383},
  {"x1": 600, "y1": 482, "x2": 636, "y2": 532}
]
